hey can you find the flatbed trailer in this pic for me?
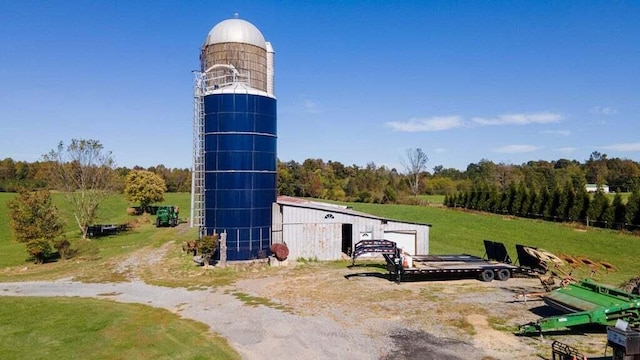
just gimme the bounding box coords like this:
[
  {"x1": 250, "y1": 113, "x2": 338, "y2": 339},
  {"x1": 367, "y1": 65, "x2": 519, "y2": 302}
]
[{"x1": 351, "y1": 239, "x2": 527, "y2": 283}]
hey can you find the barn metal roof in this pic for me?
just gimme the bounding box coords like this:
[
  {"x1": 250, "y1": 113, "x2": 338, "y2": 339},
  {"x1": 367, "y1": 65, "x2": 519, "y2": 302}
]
[{"x1": 276, "y1": 196, "x2": 432, "y2": 227}]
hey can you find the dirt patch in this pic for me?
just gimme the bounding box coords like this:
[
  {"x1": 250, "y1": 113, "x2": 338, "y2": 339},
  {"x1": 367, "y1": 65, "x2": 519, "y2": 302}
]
[
  {"x1": 233, "y1": 263, "x2": 610, "y2": 359},
  {"x1": 381, "y1": 329, "x2": 481, "y2": 360}
]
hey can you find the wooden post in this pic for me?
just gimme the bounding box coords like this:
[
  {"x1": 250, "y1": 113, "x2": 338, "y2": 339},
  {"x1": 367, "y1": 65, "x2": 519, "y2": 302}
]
[{"x1": 219, "y1": 231, "x2": 227, "y2": 268}]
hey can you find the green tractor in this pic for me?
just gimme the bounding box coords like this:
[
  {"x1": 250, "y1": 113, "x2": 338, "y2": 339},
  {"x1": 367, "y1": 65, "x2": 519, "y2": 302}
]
[{"x1": 155, "y1": 205, "x2": 179, "y2": 227}]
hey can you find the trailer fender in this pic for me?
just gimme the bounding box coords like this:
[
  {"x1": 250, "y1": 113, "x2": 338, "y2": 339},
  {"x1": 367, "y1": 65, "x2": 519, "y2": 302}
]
[{"x1": 480, "y1": 269, "x2": 495, "y2": 282}]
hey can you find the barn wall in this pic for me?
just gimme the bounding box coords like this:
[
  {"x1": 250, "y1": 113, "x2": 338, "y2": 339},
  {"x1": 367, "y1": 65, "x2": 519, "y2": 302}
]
[
  {"x1": 272, "y1": 202, "x2": 283, "y2": 244},
  {"x1": 281, "y1": 223, "x2": 342, "y2": 260},
  {"x1": 273, "y1": 203, "x2": 430, "y2": 260}
]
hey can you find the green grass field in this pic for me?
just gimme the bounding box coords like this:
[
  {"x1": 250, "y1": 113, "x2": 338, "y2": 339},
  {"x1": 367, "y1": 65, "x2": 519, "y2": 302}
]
[
  {"x1": 0, "y1": 192, "x2": 238, "y2": 358},
  {"x1": 1, "y1": 191, "x2": 640, "y2": 357},
  {"x1": 0, "y1": 297, "x2": 239, "y2": 360},
  {"x1": 2, "y1": 191, "x2": 639, "y2": 284},
  {"x1": 346, "y1": 201, "x2": 640, "y2": 285}
]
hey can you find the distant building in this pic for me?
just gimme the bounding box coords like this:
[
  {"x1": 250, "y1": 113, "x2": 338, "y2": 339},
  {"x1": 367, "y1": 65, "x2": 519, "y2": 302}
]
[{"x1": 585, "y1": 184, "x2": 609, "y2": 193}]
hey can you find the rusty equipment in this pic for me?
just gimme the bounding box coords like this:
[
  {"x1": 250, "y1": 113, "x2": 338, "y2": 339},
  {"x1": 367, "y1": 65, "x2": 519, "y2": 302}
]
[{"x1": 270, "y1": 243, "x2": 289, "y2": 261}]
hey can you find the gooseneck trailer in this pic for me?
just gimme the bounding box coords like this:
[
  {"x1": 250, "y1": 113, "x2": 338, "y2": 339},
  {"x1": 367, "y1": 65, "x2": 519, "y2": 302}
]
[{"x1": 351, "y1": 239, "x2": 527, "y2": 283}]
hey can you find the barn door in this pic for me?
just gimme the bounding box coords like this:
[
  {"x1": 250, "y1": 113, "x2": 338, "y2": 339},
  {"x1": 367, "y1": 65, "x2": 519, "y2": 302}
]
[{"x1": 341, "y1": 224, "x2": 353, "y2": 255}]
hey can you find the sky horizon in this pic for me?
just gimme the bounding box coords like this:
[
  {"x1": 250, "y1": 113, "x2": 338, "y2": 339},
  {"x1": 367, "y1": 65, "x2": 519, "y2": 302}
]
[{"x1": 1, "y1": 1, "x2": 638, "y2": 172}]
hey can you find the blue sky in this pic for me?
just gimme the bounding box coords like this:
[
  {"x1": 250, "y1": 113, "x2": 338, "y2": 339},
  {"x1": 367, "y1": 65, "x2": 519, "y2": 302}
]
[{"x1": 1, "y1": 1, "x2": 638, "y2": 171}]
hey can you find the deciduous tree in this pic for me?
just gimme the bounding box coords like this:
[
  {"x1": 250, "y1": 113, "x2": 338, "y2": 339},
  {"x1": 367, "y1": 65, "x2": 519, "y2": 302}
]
[
  {"x1": 7, "y1": 189, "x2": 64, "y2": 263},
  {"x1": 124, "y1": 170, "x2": 166, "y2": 210},
  {"x1": 43, "y1": 139, "x2": 116, "y2": 239},
  {"x1": 401, "y1": 148, "x2": 428, "y2": 199}
]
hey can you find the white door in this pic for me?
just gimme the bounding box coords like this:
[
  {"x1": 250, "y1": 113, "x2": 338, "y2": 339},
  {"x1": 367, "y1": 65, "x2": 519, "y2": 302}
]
[{"x1": 384, "y1": 231, "x2": 417, "y2": 255}]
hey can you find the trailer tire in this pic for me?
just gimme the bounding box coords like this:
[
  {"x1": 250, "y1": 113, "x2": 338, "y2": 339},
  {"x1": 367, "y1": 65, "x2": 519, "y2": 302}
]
[
  {"x1": 156, "y1": 218, "x2": 161, "y2": 227},
  {"x1": 496, "y1": 269, "x2": 511, "y2": 281},
  {"x1": 480, "y1": 270, "x2": 494, "y2": 282}
]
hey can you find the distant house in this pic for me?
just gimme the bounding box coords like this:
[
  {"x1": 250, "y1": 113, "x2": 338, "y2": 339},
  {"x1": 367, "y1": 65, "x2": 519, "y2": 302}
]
[{"x1": 586, "y1": 184, "x2": 609, "y2": 193}]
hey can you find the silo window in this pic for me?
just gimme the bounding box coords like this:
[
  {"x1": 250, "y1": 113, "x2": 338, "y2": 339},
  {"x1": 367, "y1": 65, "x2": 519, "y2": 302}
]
[{"x1": 324, "y1": 214, "x2": 335, "y2": 219}]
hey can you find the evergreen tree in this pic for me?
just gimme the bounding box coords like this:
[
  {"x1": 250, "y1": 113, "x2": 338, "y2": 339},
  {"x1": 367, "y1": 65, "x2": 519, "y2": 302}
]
[
  {"x1": 549, "y1": 186, "x2": 562, "y2": 221},
  {"x1": 488, "y1": 186, "x2": 501, "y2": 213},
  {"x1": 506, "y1": 183, "x2": 517, "y2": 215},
  {"x1": 579, "y1": 190, "x2": 591, "y2": 223},
  {"x1": 612, "y1": 192, "x2": 626, "y2": 229},
  {"x1": 526, "y1": 190, "x2": 538, "y2": 218},
  {"x1": 568, "y1": 187, "x2": 588, "y2": 222},
  {"x1": 625, "y1": 190, "x2": 640, "y2": 227},
  {"x1": 517, "y1": 184, "x2": 529, "y2": 216},
  {"x1": 561, "y1": 181, "x2": 575, "y2": 221},
  {"x1": 588, "y1": 190, "x2": 609, "y2": 227},
  {"x1": 537, "y1": 188, "x2": 551, "y2": 219}
]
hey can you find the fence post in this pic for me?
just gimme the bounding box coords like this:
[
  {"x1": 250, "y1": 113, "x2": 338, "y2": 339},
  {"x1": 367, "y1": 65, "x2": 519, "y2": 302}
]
[{"x1": 219, "y1": 231, "x2": 227, "y2": 268}]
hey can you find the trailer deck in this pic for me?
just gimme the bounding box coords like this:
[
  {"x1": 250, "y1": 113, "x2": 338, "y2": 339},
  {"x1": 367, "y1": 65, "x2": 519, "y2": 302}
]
[{"x1": 351, "y1": 239, "x2": 527, "y2": 283}]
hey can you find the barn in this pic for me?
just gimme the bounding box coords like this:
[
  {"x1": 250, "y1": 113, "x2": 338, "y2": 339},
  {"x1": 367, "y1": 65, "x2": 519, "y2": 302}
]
[{"x1": 271, "y1": 196, "x2": 431, "y2": 261}]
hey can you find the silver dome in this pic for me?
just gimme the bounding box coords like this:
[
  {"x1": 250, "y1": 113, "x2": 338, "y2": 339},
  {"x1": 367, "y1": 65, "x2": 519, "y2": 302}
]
[{"x1": 204, "y1": 18, "x2": 266, "y2": 49}]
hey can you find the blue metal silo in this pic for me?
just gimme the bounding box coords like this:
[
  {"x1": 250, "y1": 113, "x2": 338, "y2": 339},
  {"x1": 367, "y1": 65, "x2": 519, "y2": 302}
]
[{"x1": 191, "y1": 17, "x2": 276, "y2": 260}]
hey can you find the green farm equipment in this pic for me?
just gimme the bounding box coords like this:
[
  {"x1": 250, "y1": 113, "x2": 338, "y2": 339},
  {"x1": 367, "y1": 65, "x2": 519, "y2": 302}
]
[
  {"x1": 519, "y1": 278, "x2": 640, "y2": 335},
  {"x1": 155, "y1": 205, "x2": 179, "y2": 227}
]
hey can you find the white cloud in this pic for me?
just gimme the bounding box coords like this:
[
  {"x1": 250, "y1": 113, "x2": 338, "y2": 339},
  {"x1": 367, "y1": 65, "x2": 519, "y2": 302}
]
[
  {"x1": 302, "y1": 99, "x2": 319, "y2": 114},
  {"x1": 386, "y1": 116, "x2": 463, "y2": 132},
  {"x1": 472, "y1": 112, "x2": 563, "y2": 126},
  {"x1": 493, "y1": 144, "x2": 539, "y2": 154},
  {"x1": 591, "y1": 106, "x2": 618, "y2": 115},
  {"x1": 556, "y1": 147, "x2": 577, "y2": 153},
  {"x1": 434, "y1": 148, "x2": 446, "y2": 153},
  {"x1": 540, "y1": 129, "x2": 570, "y2": 137},
  {"x1": 602, "y1": 143, "x2": 640, "y2": 152}
]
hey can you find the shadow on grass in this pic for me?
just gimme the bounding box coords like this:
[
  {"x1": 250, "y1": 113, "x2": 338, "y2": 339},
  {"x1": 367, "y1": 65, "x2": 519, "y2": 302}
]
[
  {"x1": 346, "y1": 262, "x2": 387, "y2": 270},
  {"x1": 344, "y1": 272, "x2": 390, "y2": 280}
]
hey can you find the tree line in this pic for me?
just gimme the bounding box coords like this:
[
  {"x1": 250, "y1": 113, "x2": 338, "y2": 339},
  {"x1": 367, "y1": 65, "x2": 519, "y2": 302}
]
[
  {"x1": 0, "y1": 158, "x2": 191, "y2": 193},
  {"x1": 5, "y1": 138, "x2": 640, "y2": 264},
  {"x1": 3, "y1": 150, "x2": 640, "y2": 204},
  {"x1": 445, "y1": 182, "x2": 640, "y2": 231}
]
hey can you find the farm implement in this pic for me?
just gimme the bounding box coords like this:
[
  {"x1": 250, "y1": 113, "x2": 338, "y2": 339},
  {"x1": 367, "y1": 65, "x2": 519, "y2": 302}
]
[{"x1": 519, "y1": 278, "x2": 640, "y2": 335}]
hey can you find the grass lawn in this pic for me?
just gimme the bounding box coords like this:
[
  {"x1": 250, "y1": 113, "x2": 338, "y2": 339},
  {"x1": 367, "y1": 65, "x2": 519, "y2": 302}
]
[
  {"x1": 0, "y1": 192, "x2": 193, "y2": 269},
  {"x1": 0, "y1": 192, "x2": 238, "y2": 359},
  {"x1": 0, "y1": 297, "x2": 239, "y2": 360}
]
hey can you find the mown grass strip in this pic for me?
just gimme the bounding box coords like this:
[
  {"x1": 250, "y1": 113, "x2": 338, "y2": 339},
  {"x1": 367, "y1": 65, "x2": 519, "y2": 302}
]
[{"x1": 0, "y1": 296, "x2": 239, "y2": 360}]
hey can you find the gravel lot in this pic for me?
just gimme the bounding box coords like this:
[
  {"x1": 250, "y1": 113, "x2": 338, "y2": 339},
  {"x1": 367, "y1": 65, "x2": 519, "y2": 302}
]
[{"x1": 0, "y1": 243, "x2": 611, "y2": 360}]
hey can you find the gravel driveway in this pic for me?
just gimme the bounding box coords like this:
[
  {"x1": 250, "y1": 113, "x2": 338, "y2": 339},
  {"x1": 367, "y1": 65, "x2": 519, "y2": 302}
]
[
  {"x1": 0, "y1": 243, "x2": 609, "y2": 360},
  {"x1": 0, "y1": 278, "x2": 388, "y2": 360}
]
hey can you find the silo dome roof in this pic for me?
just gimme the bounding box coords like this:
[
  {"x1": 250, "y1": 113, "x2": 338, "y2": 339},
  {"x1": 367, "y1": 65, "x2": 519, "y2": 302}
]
[{"x1": 205, "y1": 18, "x2": 266, "y2": 49}]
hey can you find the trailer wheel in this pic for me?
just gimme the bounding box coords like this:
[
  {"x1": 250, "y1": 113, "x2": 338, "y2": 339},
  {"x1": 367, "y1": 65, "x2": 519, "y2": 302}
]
[
  {"x1": 156, "y1": 218, "x2": 161, "y2": 227},
  {"x1": 480, "y1": 270, "x2": 494, "y2": 282},
  {"x1": 496, "y1": 269, "x2": 511, "y2": 281}
]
